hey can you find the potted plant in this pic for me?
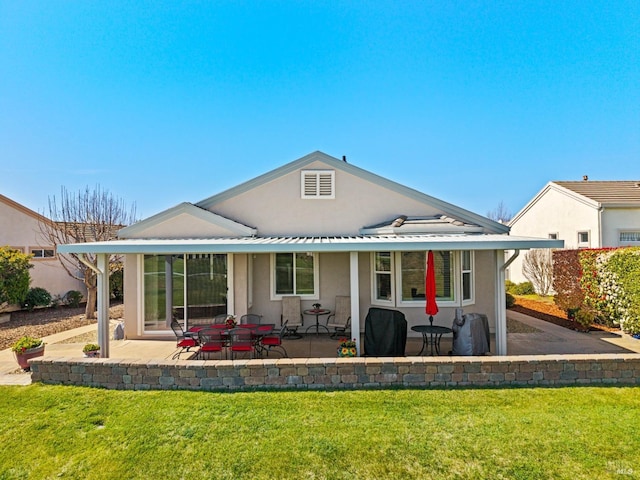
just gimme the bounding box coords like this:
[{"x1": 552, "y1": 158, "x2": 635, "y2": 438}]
[
  {"x1": 82, "y1": 343, "x2": 101, "y2": 358},
  {"x1": 337, "y1": 338, "x2": 357, "y2": 357},
  {"x1": 11, "y1": 336, "x2": 45, "y2": 370}
]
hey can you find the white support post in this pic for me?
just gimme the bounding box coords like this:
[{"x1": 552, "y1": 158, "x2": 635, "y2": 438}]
[
  {"x1": 495, "y1": 249, "x2": 520, "y2": 356},
  {"x1": 97, "y1": 254, "x2": 110, "y2": 358},
  {"x1": 349, "y1": 252, "x2": 361, "y2": 355}
]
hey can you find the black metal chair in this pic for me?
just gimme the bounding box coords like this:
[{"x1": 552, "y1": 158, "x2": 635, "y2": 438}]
[
  {"x1": 240, "y1": 313, "x2": 262, "y2": 325},
  {"x1": 170, "y1": 320, "x2": 198, "y2": 359}
]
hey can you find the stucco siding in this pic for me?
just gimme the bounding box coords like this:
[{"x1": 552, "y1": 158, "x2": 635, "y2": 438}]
[
  {"x1": 209, "y1": 159, "x2": 443, "y2": 236},
  {"x1": 0, "y1": 198, "x2": 85, "y2": 301},
  {"x1": 601, "y1": 208, "x2": 640, "y2": 246},
  {"x1": 508, "y1": 187, "x2": 599, "y2": 284}
]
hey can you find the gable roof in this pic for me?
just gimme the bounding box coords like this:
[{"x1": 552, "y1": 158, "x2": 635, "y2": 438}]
[
  {"x1": 510, "y1": 180, "x2": 640, "y2": 226},
  {"x1": 554, "y1": 181, "x2": 640, "y2": 207},
  {"x1": 0, "y1": 194, "x2": 51, "y2": 224},
  {"x1": 195, "y1": 151, "x2": 509, "y2": 234},
  {"x1": 118, "y1": 202, "x2": 257, "y2": 238}
]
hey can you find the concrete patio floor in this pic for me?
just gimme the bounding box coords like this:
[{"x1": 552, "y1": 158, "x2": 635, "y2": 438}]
[{"x1": 1, "y1": 310, "x2": 639, "y2": 385}]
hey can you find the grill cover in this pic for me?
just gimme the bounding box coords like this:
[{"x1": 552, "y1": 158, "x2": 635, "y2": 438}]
[
  {"x1": 451, "y1": 312, "x2": 490, "y2": 355},
  {"x1": 364, "y1": 307, "x2": 407, "y2": 356}
]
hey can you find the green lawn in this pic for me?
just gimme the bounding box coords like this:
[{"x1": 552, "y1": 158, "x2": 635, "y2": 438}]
[{"x1": 0, "y1": 385, "x2": 638, "y2": 479}]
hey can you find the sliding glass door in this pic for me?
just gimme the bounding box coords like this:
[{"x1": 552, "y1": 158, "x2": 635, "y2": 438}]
[{"x1": 143, "y1": 254, "x2": 227, "y2": 332}]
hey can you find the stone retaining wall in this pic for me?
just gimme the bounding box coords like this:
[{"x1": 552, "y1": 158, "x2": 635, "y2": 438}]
[{"x1": 30, "y1": 354, "x2": 640, "y2": 391}]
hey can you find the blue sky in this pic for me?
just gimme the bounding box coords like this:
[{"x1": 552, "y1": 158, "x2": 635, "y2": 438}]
[{"x1": 1, "y1": 1, "x2": 638, "y2": 220}]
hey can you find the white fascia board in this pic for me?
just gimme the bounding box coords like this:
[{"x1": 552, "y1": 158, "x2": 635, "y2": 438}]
[
  {"x1": 58, "y1": 235, "x2": 563, "y2": 255},
  {"x1": 196, "y1": 151, "x2": 509, "y2": 235}
]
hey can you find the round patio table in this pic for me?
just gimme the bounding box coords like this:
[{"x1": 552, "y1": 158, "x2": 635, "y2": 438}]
[
  {"x1": 411, "y1": 325, "x2": 453, "y2": 356},
  {"x1": 303, "y1": 309, "x2": 331, "y2": 335}
]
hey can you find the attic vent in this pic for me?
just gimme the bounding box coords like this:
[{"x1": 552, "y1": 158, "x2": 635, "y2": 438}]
[{"x1": 301, "y1": 170, "x2": 335, "y2": 199}]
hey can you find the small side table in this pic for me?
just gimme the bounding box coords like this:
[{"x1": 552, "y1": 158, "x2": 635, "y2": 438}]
[
  {"x1": 411, "y1": 325, "x2": 453, "y2": 356},
  {"x1": 303, "y1": 309, "x2": 331, "y2": 335}
]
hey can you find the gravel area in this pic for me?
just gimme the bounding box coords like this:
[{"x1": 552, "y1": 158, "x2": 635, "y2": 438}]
[{"x1": 0, "y1": 303, "x2": 123, "y2": 350}]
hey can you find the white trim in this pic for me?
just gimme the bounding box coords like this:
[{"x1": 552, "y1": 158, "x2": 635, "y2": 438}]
[
  {"x1": 577, "y1": 230, "x2": 590, "y2": 248},
  {"x1": 270, "y1": 252, "x2": 320, "y2": 300},
  {"x1": 370, "y1": 252, "x2": 394, "y2": 307},
  {"x1": 461, "y1": 250, "x2": 475, "y2": 307}
]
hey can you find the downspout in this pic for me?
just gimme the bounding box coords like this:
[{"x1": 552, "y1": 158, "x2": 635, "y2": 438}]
[
  {"x1": 598, "y1": 205, "x2": 603, "y2": 247},
  {"x1": 495, "y1": 249, "x2": 520, "y2": 355}
]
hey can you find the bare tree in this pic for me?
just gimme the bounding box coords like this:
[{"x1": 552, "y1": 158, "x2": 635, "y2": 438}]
[
  {"x1": 486, "y1": 201, "x2": 513, "y2": 224},
  {"x1": 39, "y1": 186, "x2": 136, "y2": 319},
  {"x1": 523, "y1": 249, "x2": 554, "y2": 295}
]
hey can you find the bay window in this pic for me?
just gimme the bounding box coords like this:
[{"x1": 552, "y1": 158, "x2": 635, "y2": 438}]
[{"x1": 372, "y1": 250, "x2": 474, "y2": 307}]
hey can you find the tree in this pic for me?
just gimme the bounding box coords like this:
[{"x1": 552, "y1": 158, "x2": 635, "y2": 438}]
[
  {"x1": 486, "y1": 201, "x2": 513, "y2": 224},
  {"x1": 523, "y1": 248, "x2": 554, "y2": 295},
  {"x1": 39, "y1": 186, "x2": 136, "y2": 319},
  {"x1": 0, "y1": 247, "x2": 33, "y2": 310}
]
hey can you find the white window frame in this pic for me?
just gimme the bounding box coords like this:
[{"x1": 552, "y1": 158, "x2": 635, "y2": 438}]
[
  {"x1": 270, "y1": 252, "x2": 319, "y2": 300},
  {"x1": 301, "y1": 170, "x2": 335, "y2": 199},
  {"x1": 371, "y1": 252, "x2": 395, "y2": 307},
  {"x1": 577, "y1": 231, "x2": 590, "y2": 248},
  {"x1": 371, "y1": 251, "x2": 475, "y2": 308},
  {"x1": 461, "y1": 250, "x2": 475, "y2": 306},
  {"x1": 548, "y1": 233, "x2": 558, "y2": 240}
]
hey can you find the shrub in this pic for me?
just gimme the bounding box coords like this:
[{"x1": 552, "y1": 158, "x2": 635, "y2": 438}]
[
  {"x1": 110, "y1": 268, "x2": 123, "y2": 301},
  {"x1": 505, "y1": 292, "x2": 515, "y2": 308},
  {"x1": 512, "y1": 282, "x2": 535, "y2": 295},
  {"x1": 24, "y1": 287, "x2": 51, "y2": 311},
  {"x1": 64, "y1": 290, "x2": 83, "y2": 308},
  {"x1": 0, "y1": 247, "x2": 32, "y2": 307},
  {"x1": 505, "y1": 280, "x2": 516, "y2": 294},
  {"x1": 552, "y1": 250, "x2": 584, "y2": 313}
]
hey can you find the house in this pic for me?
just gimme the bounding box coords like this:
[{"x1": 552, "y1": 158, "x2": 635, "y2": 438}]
[
  {"x1": 507, "y1": 179, "x2": 640, "y2": 285},
  {"x1": 58, "y1": 151, "x2": 561, "y2": 356},
  {"x1": 0, "y1": 194, "x2": 85, "y2": 307}
]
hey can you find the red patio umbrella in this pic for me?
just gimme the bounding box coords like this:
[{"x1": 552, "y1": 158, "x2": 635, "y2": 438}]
[{"x1": 425, "y1": 250, "x2": 439, "y2": 325}]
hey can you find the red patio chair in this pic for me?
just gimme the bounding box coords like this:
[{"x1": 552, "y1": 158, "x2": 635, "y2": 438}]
[
  {"x1": 197, "y1": 328, "x2": 225, "y2": 360},
  {"x1": 228, "y1": 328, "x2": 254, "y2": 360},
  {"x1": 259, "y1": 321, "x2": 288, "y2": 358},
  {"x1": 171, "y1": 320, "x2": 198, "y2": 359}
]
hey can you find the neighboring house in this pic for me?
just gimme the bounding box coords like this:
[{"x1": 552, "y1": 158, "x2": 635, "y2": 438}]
[
  {"x1": 59, "y1": 151, "x2": 560, "y2": 356},
  {"x1": 507, "y1": 179, "x2": 640, "y2": 285},
  {"x1": 0, "y1": 194, "x2": 85, "y2": 307}
]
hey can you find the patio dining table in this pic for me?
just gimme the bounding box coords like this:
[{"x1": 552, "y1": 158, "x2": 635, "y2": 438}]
[{"x1": 188, "y1": 323, "x2": 274, "y2": 357}]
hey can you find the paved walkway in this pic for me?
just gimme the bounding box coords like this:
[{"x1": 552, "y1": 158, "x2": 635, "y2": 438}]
[{"x1": 1, "y1": 311, "x2": 639, "y2": 386}]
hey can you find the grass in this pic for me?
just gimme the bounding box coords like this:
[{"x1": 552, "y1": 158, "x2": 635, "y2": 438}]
[{"x1": 0, "y1": 385, "x2": 639, "y2": 479}]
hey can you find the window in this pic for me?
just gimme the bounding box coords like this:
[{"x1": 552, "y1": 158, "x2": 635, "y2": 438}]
[
  {"x1": 373, "y1": 252, "x2": 393, "y2": 303},
  {"x1": 30, "y1": 247, "x2": 55, "y2": 259},
  {"x1": 272, "y1": 252, "x2": 318, "y2": 298},
  {"x1": 577, "y1": 231, "x2": 590, "y2": 247},
  {"x1": 548, "y1": 233, "x2": 558, "y2": 240},
  {"x1": 461, "y1": 250, "x2": 474, "y2": 304},
  {"x1": 372, "y1": 250, "x2": 473, "y2": 307},
  {"x1": 301, "y1": 170, "x2": 335, "y2": 199},
  {"x1": 620, "y1": 231, "x2": 640, "y2": 245}
]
